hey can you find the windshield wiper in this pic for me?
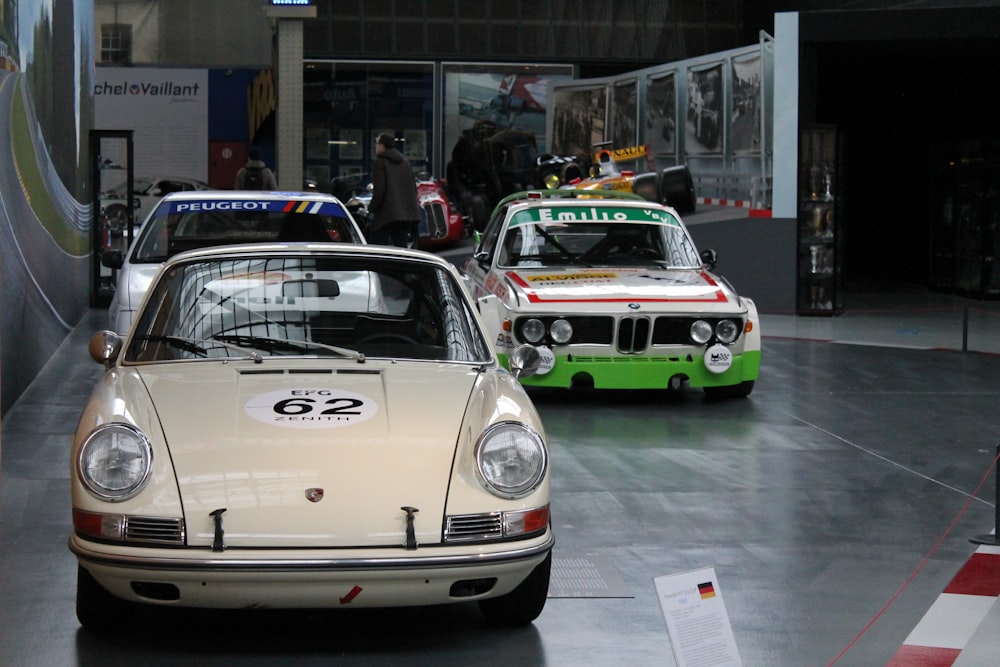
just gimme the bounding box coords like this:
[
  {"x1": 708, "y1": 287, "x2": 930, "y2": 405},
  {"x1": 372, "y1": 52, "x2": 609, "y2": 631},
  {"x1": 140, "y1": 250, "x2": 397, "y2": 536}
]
[
  {"x1": 134, "y1": 335, "x2": 263, "y2": 363},
  {"x1": 213, "y1": 334, "x2": 365, "y2": 363}
]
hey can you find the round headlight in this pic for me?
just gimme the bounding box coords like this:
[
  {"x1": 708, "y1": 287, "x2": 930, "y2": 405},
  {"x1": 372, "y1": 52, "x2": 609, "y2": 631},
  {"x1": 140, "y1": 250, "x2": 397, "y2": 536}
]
[
  {"x1": 690, "y1": 319, "x2": 713, "y2": 345},
  {"x1": 549, "y1": 318, "x2": 573, "y2": 344},
  {"x1": 543, "y1": 172, "x2": 562, "y2": 189},
  {"x1": 475, "y1": 421, "x2": 547, "y2": 498},
  {"x1": 78, "y1": 423, "x2": 152, "y2": 501},
  {"x1": 521, "y1": 318, "x2": 546, "y2": 343},
  {"x1": 715, "y1": 319, "x2": 739, "y2": 344}
]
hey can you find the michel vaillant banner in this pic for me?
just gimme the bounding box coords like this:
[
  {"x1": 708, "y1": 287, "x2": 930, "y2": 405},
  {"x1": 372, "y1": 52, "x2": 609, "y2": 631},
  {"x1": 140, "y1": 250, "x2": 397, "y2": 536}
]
[{"x1": 94, "y1": 68, "x2": 209, "y2": 182}]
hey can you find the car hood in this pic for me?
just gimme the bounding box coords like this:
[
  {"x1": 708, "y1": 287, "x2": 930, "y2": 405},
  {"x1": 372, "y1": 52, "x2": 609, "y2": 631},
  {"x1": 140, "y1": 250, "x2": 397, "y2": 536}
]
[
  {"x1": 499, "y1": 266, "x2": 744, "y2": 313},
  {"x1": 136, "y1": 361, "x2": 480, "y2": 548}
]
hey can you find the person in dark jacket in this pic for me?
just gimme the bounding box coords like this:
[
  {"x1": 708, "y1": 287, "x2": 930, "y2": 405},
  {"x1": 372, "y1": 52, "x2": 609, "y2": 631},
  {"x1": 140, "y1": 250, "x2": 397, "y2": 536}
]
[
  {"x1": 234, "y1": 146, "x2": 278, "y2": 190},
  {"x1": 369, "y1": 133, "x2": 420, "y2": 247}
]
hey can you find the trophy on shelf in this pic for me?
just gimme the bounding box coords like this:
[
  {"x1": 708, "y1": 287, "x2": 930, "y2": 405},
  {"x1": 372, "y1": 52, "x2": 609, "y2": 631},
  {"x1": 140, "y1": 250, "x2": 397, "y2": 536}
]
[{"x1": 822, "y1": 162, "x2": 834, "y2": 200}]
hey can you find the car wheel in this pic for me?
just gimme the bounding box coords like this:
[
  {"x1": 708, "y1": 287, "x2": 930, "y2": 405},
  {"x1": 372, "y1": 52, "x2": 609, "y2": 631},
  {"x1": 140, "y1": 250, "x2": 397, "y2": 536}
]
[
  {"x1": 478, "y1": 551, "x2": 551, "y2": 626},
  {"x1": 703, "y1": 380, "x2": 755, "y2": 400},
  {"x1": 76, "y1": 565, "x2": 134, "y2": 632}
]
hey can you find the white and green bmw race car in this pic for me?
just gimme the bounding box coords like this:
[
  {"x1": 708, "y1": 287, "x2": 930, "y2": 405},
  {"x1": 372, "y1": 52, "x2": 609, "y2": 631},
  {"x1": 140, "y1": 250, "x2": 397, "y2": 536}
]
[{"x1": 463, "y1": 190, "x2": 761, "y2": 398}]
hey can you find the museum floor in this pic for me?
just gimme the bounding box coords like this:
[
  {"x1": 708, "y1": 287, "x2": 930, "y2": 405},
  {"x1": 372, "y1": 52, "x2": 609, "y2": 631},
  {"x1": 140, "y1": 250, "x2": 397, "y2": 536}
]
[{"x1": 2, "y1": 294, "x2": 999, "y2": 666}]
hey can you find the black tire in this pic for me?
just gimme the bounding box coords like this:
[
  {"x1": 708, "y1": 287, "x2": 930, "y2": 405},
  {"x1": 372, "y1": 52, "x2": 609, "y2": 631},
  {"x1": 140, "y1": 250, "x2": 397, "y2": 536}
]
[
  {"x1": 76, "y1": 565, "x2": 135, "y2": 632},
  {"x1": 478, "y1": 551, "x2": 551, "y2": 626},
  {"x1": 704, "y1": 380, "x2": 755, "y2": 400}
]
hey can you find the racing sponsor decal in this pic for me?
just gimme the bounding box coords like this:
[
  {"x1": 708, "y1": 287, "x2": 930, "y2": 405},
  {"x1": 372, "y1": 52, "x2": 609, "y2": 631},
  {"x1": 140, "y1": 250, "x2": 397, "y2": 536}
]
[
  {"x1": 244, "y1": 388, "x2": 378, "y2": 428},
  {"x1": 505, "y1": 270, "x2": 728, "y2": 304},
  {"x1": 511, "y1": 206, "x2": 677, "y2": 226},
  {"x1": 608, "y1": 144, "x2": 649, "y2": 162},
  {"x1": 485, "y1": 273, "x2": 509, "y2": 300},
  {"x1": 703, "y1": 344, "x2": 733, "y2": 374},
  {"x1": 495, "y1": 333, "x2": 514, "y2": 349},
  {"x1": 526, "y1": 272, "x2": 618, "y2": 282},
  {"x1": 164, "y1": 199, "x2": 347, "y2": 217},
  {"x1": 535, "y1": 346, "x2": 556, "y2": 375}
]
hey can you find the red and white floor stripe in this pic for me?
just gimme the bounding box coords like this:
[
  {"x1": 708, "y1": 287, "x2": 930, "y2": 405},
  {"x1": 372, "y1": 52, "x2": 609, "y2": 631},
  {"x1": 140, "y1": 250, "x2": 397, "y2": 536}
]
[
  {"x1": 695, "y1": 196, "x2": 772, "y2": 217},
  {"x1": 887, "y1": 544, "x2": 1000, "y2": 666}
]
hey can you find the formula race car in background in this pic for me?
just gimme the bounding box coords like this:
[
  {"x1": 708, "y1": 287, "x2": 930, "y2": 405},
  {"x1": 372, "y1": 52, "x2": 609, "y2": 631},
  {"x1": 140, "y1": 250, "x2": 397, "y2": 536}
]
[{"x1": 535, "y1": 145, "x2": 698, "y2": 215}]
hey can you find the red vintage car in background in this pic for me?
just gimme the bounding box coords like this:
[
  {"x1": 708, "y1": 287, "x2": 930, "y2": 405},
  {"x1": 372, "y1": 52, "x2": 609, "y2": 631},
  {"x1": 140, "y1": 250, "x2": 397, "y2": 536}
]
[
  {"x1": 417, "y1": 178, "x2": 466, "y2": 249},
  {"x1": 333, "y1": 175, "x2": 466, "y2": 250}
]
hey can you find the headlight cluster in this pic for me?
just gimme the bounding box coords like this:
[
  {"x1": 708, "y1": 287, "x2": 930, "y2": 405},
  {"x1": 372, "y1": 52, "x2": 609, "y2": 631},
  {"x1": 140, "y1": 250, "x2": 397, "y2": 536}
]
[
  {"x1": 690, "y1": 318, "x2": 740, "y2": 345},
  {"x1": 475, "y1": 421, "x2": 547, "y2": 498},
  {"x1": 519, "y1": 317, "x2": 573, "y2": 345},
  {"x1": 77, "y1": 423, "x2": 152, "y2": 501}
]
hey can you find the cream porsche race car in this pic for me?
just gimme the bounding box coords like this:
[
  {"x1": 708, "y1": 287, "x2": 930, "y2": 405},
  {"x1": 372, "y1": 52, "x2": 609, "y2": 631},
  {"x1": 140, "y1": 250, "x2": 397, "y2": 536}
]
[
  {"x1": 463, "y1": 190, "x2": 761, "y2": 398},
  {"x1": 70, "y1": 243, "x2": 552, "y2": 631}
]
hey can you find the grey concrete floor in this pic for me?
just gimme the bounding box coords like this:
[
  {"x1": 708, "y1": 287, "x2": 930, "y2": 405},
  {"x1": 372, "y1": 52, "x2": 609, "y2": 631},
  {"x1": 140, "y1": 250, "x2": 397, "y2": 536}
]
[{"x1": 2, "y1": 305, "x2": 999, "y2": 666}]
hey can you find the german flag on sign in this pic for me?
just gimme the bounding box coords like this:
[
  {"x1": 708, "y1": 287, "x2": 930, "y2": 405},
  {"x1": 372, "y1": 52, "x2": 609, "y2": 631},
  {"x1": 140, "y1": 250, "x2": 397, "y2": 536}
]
[{"x1": 698, "y1": 581, "x2": 716, "y2": 599}]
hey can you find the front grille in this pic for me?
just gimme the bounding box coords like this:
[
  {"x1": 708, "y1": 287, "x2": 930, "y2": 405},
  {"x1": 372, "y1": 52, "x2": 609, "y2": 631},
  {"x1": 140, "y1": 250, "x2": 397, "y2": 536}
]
[
  {"x1": 124, "y1": 516, "x2": 186, "y2": 545},
  {"x1": 422, "y1": 202, "x2": 447, "y2": 238},
  {"x1": 445, "y1": 512, "x2": 503, "y2": 542},
  {"x1": 617, "y1": 317, "x2": 651, "y2": 353}
]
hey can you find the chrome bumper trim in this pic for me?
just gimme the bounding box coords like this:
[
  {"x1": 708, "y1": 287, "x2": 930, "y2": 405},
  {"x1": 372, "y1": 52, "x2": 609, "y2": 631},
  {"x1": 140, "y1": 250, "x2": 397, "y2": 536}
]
[{"x1": 69, "y1": 533, "x2": 554, "y2": 572}]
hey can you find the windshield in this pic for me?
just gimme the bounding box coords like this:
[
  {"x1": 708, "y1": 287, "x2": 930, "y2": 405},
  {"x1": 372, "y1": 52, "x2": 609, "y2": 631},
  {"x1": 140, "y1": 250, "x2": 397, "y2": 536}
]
[
  {"x1": 125, "y1": 254, "x2": 492, "y2": 364},
  {"x1": 498, "y1": 205, "x2": 701, "y2": 269},
  {"x1": 131, "y1": 197, "x2": 363, "y2": 263}
]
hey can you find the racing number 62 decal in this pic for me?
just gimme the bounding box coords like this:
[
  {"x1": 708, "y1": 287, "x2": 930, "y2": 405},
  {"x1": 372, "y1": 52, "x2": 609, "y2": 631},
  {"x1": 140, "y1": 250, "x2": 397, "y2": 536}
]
[{"x1": 245, "y1": 388, "x2": 379, "y2": 429}]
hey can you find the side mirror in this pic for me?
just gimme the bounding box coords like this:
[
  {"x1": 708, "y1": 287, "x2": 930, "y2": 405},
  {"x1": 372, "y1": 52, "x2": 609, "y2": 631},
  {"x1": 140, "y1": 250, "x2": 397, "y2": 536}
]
[
  {"x1": 508, "y1": 345, "x2": 541, "y2": 379},
  {"x1": 700, "y1": 248, "x2": 717, "y2": 271},
  {"x1": 101, "y1": 250, "x2": 125, "y2": 269},
  {"x1": 88, "y1": 330, "x2": 123, "y2": 369}
]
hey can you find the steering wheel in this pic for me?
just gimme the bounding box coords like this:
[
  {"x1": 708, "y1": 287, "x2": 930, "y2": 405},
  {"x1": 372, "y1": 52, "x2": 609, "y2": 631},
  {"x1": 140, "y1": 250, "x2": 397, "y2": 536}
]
[{"x1": 358, "y1": 333, "x2": 419, "y2": 345}]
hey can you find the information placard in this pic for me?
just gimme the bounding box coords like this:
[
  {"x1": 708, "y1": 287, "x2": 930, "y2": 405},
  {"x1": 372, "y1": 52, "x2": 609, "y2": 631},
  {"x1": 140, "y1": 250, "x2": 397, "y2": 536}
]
[{"x1": 654, "y1": 567, "x2": 742, "y2": 667}]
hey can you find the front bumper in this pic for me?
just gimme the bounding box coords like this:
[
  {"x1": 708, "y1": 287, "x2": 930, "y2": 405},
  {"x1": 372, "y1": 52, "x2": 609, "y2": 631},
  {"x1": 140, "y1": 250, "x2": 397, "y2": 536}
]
[
  {"x1": 501, "y1": 349, "x2": 761, "y2": 390},
  {"x1": 70, "y1": 531, "x2": 553, "y2": 609}
]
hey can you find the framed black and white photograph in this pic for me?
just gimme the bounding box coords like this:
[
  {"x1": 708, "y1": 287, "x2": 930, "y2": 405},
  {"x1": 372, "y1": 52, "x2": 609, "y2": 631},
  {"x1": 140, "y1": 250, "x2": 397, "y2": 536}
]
[
  {"x1": 645, "y1": 71, "x2": 676, "y2": 157},
  {"x1": 686, "y1": 64, "x2": 723, "y2": 154},
  {"x1": 551, "y1": 85, "x2": 608, "y2": 157},
  {"x1": 731, "y1": 54, "x2": 762, "y2": 154},
  {"x1": 610, "y1": 78, "x2": 638, "y2": 150}
]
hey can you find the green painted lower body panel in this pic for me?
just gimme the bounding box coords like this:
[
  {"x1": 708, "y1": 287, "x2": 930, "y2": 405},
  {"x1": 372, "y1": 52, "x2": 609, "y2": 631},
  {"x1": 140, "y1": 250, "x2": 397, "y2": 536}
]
[{"x1": 500, "y1": 349, "x2": 761, "y2": 390}]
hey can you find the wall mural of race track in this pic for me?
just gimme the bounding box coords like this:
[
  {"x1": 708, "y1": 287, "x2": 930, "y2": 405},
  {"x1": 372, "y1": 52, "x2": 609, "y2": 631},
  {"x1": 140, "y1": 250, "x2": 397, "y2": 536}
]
[{"x1": 1, "y1": 0, "x2": 93, "y2": 416}]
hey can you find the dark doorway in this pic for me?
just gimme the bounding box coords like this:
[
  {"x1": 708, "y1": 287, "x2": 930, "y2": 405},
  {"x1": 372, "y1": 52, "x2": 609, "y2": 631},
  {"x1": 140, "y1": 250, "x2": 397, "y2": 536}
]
[{"x1": 801, "y1": 9, "x2": 1000, "y2": 298}]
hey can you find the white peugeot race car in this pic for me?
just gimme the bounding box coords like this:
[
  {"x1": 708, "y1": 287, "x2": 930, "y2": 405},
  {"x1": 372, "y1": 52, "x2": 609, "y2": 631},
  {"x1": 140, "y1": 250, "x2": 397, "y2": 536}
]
[
  {"x1": 103, "y1": 190, "x2": 366, "y2": 334},
  {"x1": 71, "y1": 243, "x2": 551, "y2": 631},
  {"x1": 463, "y1": 190, "x2": 761, "y2": 399}
]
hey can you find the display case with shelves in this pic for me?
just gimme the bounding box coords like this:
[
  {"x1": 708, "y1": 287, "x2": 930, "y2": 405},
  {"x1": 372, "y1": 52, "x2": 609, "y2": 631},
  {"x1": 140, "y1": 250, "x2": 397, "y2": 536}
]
[{"x1": 797, "y1": 126, "x2": 844, "y2": 315}]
